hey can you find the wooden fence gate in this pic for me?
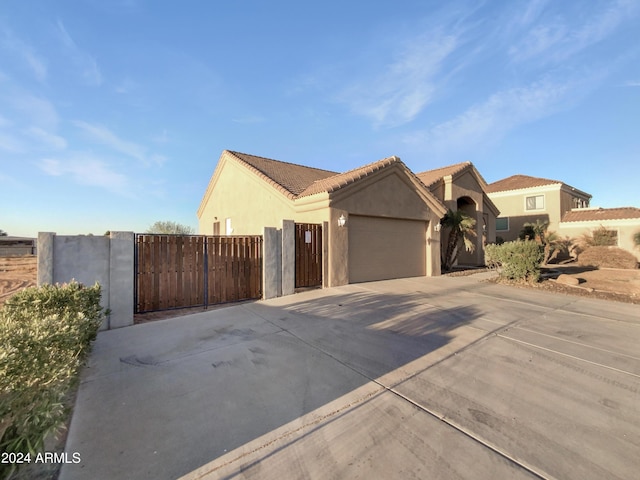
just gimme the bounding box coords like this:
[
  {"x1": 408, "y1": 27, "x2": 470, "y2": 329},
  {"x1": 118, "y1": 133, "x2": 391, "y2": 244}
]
[
  {"x1": 295, "y1": 223, "x2": 322, "y2": 288},
  {"x1": 135, "y1": 234, "x2": 262, "y2": 313}
]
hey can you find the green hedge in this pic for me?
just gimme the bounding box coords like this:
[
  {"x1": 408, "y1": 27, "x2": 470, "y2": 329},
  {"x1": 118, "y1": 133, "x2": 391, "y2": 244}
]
[
  {"x1": 0, "y1": 282, "x2": 105, "y2": 478},
  {"x1": 485, "y1": 240, "x2": 544, "y2": 283}
]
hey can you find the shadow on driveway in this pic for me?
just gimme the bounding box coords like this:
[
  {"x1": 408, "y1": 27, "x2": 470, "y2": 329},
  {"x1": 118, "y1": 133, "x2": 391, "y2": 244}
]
[{"x1": 60, "y1": 287, "x2": 484, "y2": 480}]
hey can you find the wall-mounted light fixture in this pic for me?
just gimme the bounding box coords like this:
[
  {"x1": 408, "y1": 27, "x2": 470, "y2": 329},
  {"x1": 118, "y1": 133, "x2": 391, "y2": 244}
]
[
  {"x1": 338, "y1": 214, "x2": 347, "y2": 227},
  {"x1": 434, "y1": 222, "x2": 442, "y2": 232}
]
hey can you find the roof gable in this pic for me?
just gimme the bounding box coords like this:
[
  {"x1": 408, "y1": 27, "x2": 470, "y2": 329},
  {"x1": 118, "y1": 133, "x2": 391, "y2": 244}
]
[
  {"x1": 416, "y1": 162, "x2": 472, "y2": 188},
  {"x1": 298, "y1": 156, "x2": 401, "y2": 198}
]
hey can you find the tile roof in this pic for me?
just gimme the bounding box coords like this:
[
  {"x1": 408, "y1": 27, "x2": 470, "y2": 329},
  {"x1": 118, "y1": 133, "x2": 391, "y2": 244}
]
[
  {"x1": 228, "y1": 151, "x2": 338, "y2": 199},
  {"x1": 229, "y1": 150, "x2": 410, "y2": 200},
  {"x1": 415, "y1": 162, "x2": 472, "y2": 187},
  {"x1": 485, "y1": 174, "x2": 563, "y2": 193},
  {"x1": 561, "y1": 207, "x2": 640, "y2": 223},
  {"x1": 297, "y1": 156, "x2": 402, "y2": 198}
]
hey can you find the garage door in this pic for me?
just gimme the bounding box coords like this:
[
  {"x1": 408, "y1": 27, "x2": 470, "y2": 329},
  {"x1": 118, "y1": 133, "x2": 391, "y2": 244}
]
[{"x1": 348, "y1": 215, "x2": 426, "y2": 283}]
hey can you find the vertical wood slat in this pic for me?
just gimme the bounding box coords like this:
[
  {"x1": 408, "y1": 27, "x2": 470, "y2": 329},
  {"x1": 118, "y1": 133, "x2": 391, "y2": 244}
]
[
  {"x1": 135, "y1": 234, "x2": 263, "y2": 313},
  {"x1": 295, "y1": 223, "x2": 323, "y2": 288}
]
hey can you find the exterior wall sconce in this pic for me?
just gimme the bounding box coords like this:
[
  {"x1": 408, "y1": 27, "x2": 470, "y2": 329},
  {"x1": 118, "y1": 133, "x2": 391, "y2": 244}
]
[
  {"x1": 338, "y1": 214, "x2": 347, "y2": 227},
  {"x1": 434, "y1": 222, "x2": 442, "y2": 232}
]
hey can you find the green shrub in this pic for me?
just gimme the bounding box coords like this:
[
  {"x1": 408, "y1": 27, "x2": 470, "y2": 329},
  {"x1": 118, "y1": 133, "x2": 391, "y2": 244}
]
[
  {"x1": 0, "y1": 282, "x2": 104, "y2": 478},
  {"x1": 485, "y1": 240, "x2": 544, "y2": 282}
]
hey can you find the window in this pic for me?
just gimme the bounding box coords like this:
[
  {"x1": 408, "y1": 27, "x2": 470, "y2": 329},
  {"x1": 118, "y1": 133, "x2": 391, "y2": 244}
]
[
  {"x1": 572, "y1": 197, "x2": 589, "y2": 209},
  {"x1": 212, "y1": 222, "x2": 220, "y2": 235},
  {"x1": 225, "y1": 218, "x2": 233, "y2": 235},
  {"x1": 525, "y1": 195, "x2": 544, "y2": 211},
  {"x1": 496, "y1": 217, "x2": 509, "y2": 231}
]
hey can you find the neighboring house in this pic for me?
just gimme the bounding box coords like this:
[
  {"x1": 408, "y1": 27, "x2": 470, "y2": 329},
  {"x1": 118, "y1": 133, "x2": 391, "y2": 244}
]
[
  {"x1": 559, "y1": 207, "x2": 640, "y2": 261},
  {"x1": 487, "y1": 174, "x2": 640, "y2": 262},
  {"x1": 197, "y1": 150, "x2": 447, "y2": 286},
  {"x1": 416, "y1": 162, "x2": 500, "y2": 266},
  {"x1": 486, "y1": 174, "x2": 592, "y2": 242}
]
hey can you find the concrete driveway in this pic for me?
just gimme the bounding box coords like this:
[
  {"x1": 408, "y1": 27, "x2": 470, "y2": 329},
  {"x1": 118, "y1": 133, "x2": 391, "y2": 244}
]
[{"x1": 60, "y1": 273, "x2": 640, "y2": 480}]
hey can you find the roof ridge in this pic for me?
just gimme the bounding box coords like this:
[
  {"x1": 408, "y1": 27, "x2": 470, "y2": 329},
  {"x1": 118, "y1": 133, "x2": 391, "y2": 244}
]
[
  {"x1": 297, "y1": 155, "x2": 401, "y2": 198},
  {"x1": 227, "y1": 150, "x2": 338, "y2": 174}
]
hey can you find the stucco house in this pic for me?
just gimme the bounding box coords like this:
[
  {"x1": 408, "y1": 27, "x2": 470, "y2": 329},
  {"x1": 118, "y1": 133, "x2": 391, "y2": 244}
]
[
  {"x1": 197, "y1": 150, "x2": 447, "y2": 286},
  {"x1": 487, "y1": 174, "x2": 640, "y2": 261},
  {"x1": 486, "y1": 174, "x2": 592, "y2": 242},
  {"x1": 416, "y1": 162, "x2": 500, "y2": 266}
]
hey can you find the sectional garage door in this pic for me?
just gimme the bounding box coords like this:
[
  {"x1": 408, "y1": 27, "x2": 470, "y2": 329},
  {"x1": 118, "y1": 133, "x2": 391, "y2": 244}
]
[{"x1": 348, "y1": 215, "x2": 426, "y2": 283}]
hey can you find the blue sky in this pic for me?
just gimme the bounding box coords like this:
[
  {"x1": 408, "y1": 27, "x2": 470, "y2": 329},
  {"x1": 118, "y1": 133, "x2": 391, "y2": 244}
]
[{"x1": 1, "y1": 0, "x2": 639, "y2": 237}]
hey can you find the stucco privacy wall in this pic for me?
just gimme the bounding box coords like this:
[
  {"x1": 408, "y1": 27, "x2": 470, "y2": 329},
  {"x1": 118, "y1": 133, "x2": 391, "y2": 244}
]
[{"x1": 37, "y1": 232, "x2": 134, "y2": 330}]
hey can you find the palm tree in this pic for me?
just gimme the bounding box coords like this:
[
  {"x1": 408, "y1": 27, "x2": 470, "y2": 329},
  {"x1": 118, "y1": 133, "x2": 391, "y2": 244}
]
[
  {"x1": 521, "y1": 220, "x2": 565, "y2": 264},
  {"x1": 441, "y1": 209, "x2": 476, "y2": 271}
]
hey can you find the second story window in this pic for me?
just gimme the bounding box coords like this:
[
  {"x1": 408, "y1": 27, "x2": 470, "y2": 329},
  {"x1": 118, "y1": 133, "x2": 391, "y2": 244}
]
[{"x1": 525, "y1": 195, "x2": 544, "y2": 211}]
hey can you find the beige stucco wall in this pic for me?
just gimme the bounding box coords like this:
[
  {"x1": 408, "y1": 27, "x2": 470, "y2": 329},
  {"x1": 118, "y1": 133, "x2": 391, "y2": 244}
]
[
  {"x1": 198, "y1": 157, "x2": 299, "y2": 235},
  {"x1": 559, "y1": 220, "x2": 640, "y2": 261},
  {"x1": 490, "y1": 184, "x2": 591, "y2": 243},
  {"x1": 490, "y1": 185, "x2": 562, "y2": 241}
]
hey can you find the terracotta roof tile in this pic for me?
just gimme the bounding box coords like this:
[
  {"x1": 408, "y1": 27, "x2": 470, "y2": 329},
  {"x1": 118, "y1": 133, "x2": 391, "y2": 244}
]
[
  {"x1": 416, "y1": 162, "x2": 471, "y2": 187},
  {"x1": 298, "y1": 156, "x2": 401, "y2": 198},
  {"x1": 228, "y1": 151, "x2": 337, "y2": 199},
  {"x1": 561, "y1": 207, "x2": 640, "y2": 223},
  {"x1": 485, "y1": 174, "x2": 563, "y2": 193}
]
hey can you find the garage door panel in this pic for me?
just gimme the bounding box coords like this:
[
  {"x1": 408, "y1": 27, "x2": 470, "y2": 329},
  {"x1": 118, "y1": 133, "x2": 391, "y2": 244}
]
[{"x1": 349, "y1": 216, "x2": 426, "y2": 283}]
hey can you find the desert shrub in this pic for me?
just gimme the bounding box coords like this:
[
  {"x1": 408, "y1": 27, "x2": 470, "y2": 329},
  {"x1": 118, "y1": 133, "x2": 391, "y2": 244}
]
[
  {"x1": 581, "y1": 226, "x2": 618, "y2": 247},
  {"x1": 485, "y1": 240, "x2": 544, "y2": 282},
  {"x1": 0, "y1": 282, "x2": 104, "y2": 478},
  {"x1": 578, "y1": 246, "x2": 638, "y2": 269}
]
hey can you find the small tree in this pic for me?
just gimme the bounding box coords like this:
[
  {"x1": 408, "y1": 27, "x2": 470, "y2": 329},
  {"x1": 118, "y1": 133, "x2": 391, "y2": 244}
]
[
  {"x1": 441, "y1": 209, "x2": 476, "y2": 271},
  {"x1": 0, "y1": 229, "x2": 7, "y2": 236},
  {"x1": 634, "y1": 231, "x2": 640, "y2": 248},
  {"x1": 146, "y1": 221, "x2": 194, "y2": 235},
  {"x1": 520, "y1": 219, "x2": 565, "y2": 264}
]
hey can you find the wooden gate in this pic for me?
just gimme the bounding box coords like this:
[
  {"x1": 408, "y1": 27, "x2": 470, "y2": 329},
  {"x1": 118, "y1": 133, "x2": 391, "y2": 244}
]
[
  {"x1": 135, "y1": 234, "x2": 262, "y2": 313},
  {"x1": 295, "y1": 223, "x2": 322, "y2": 288}
]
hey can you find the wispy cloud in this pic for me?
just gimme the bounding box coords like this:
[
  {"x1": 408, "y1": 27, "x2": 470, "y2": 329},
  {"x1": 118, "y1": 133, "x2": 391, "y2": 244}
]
[
  {"x1": 73, "y1": 120, "x2": 164, "y2": 166},
  {"x1": 509, "y1": 0, "x2": 639, "y2": 64},
  {"x1": 623, "y1": 80, "x2": 640, "y2": 87},
  {"x1": 0, "y1": 27, "x2": 47, "y2": 82},
  {"x1": 25, "y1": 127, "x2": 67, "y2": 150},
  {"x1": 403, "y1": 78, "x2": 574, "y2": 158},
  {"x1": 56, "y1": 19, "x2": 102, "y2": 86},
  {"x1": 9, "y1": 92, "x2": 59, "y2": 130},
  {"x1": 39, "y1": 155, "x2": 132, "y2": 196},
  {"x1": 338, "y1": 32, "x2": 458, "y2": 128}
]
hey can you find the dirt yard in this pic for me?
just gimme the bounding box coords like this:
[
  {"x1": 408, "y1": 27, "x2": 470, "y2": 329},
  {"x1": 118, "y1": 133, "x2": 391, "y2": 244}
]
[{"x1": 0, "y1": 255, "x2": 37, "y2": 306}]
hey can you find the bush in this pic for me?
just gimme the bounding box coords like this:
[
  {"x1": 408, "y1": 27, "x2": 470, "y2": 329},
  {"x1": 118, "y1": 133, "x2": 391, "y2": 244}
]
[
  {"x1": 485, "y1": 240, "x2": 544, "y2": 282},
  {"x1": 578, "y1": 246, "x2": 638, "y2": 269},
  {"x1": 581, "y1": 226, "x2": 618, "y2": 247},
  {"x1": 0, "y1": 282, "x2": 105, "y2": 478}
]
